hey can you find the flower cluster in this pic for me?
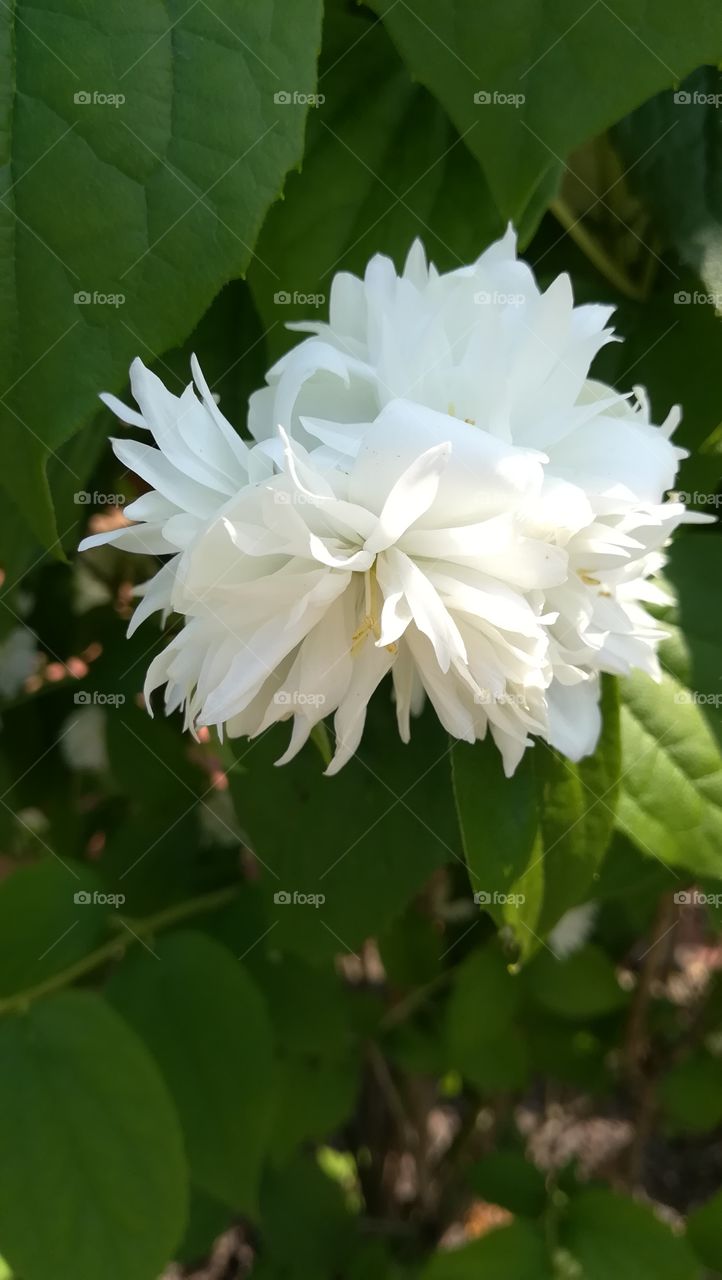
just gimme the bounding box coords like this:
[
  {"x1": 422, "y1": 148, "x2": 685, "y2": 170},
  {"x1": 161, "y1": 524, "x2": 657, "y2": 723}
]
[{"x1": 80, "y1": 229, "x2": 698, "y2": 775}]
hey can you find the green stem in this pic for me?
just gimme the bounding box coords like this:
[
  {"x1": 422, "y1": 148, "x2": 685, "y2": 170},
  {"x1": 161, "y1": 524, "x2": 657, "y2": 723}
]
[
  {"x1": 550, "y1": 197, "x2": 648, "y2": 303},
  {"x1": 0, "y1": 883, "x2": 239, "y2": 1017}
]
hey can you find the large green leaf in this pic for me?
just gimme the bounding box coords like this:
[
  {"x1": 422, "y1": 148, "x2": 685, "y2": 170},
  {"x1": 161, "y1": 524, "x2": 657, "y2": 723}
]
[
  {"x1": 0, "y1": 0, "x2": 323, "y2": 547},
  {"x1": 0, "y1": 991, "x2": 187, "y2": 1280},
  {"x1": 107, "y1": 930, "x2": 274, "y2": 1213},
  {"x1": 422, "y1": 1221, "x2": 551, "y2": 1280},
  {"x1": 369, "y1": 0, "x2": 722, "y2": 225},
  {"x1": 227, "y1": 702, "x2": 461, "y2": 962},
  {"x1": 619, "y1": 666, "x2": 722, "y2": 879},
  {"x1": 562, "y1": 1189, "x2": 701, "y2": 1280},
  {"x1": 249, "y1": 0, "x2": 503, "y2": 362}
]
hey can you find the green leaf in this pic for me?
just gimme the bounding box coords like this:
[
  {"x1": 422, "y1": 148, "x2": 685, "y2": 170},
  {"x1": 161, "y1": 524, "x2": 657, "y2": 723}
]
[
  {"x1": 0, "y1": 0, "x2": 323, "y2": 546},
  {"x1": 687, "y1": 1188, "x2": 722, "y2": 1273},
  {"x1": 252, "y1": 953, "x2": 360, "y2": 1157},
  {"x1": 523, "y1": 944, "x2": 628, "y2": 1019},
  {"x1": 0, "y1": 991, "x2": 187, "y2": 1280},
  {"x1": 614, "y1": 69, "x2": 722, "y2": 300},
  {"x1": 618, "y1": 666, "x2": 722, "y2": 879},
  {"x1": 421, "y1": 1221, "x2": 551, "y2": 1280},
  {"x1": 535, "y1": 677, "x2": 621, "y2": 931},
  {"x1": 453, "y1": 681, "x2": 620, "y2": 952},
  {"x1": 452, "y1": 737, "x2": 544, "y2": 953},
  {"x1": 468, "y1": 1151, "x2": 547, "y2": 1217},
  {"x1": 658, "y1": 1053, "x2": 722, "y2": 1134},
  {"x1": 249, "y1": 0, "x2": 503, "y2": 362},
  {"x1": 370, "y1": 0, "x2": 722, "y2": 225},
  {"x1": 445, "y1": 944, "x2": 529, "y2": 1091},
  {"x1": 0, "y1": 858, "x2": 110, "y2": 998},
  {"x1": 228, "y1": 703, "x2": 461, "y2": 962},
  {"x1": 259, "y1": 1156, "x2": 356, "y2": 1278},
  {"x1": 562, "y1": 1188, "x2": 701, "y2": 1280},
  {"x1": 107, "y1": 930, "x2": 274, "y2": 1214}
]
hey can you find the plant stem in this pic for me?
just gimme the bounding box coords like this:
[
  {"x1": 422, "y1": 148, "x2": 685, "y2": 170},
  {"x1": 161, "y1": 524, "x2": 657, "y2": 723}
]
[
  {"x1": 0, "y1": 883, "x2": 239, "y2": 1017},
  {"x1": 550, "y1": 197, "x2": 648, "y2": 302}
]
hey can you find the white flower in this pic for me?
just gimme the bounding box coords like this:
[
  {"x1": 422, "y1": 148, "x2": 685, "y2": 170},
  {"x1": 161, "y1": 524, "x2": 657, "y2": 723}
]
[{"x1": 80, "y1": 230, "x2": 700, "y2": 775}]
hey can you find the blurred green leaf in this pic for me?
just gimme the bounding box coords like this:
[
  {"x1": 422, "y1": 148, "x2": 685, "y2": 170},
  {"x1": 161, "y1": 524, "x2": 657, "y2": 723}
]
[
  {"x1": 562, "y1": 1188, "x2": 701, "y2": 1280},
  {"x1": 0, "y1": 992, "x2": 187, "y2": 1280},
  {"x1": 422, "y1": 1221, "x2": 551, "y2": 1279},
  {"x1": 658, "y1": 1053, "x2": 722, "y2": 1134},
  {"x1": 228, "y1": 703, "x2": 460, "y2": 962},
  {"x1": 468, "y1": 1150, "x2": 547, "y2": 1217},
  {"x1": 445, "y1": 944, "x2": 529, "y2": 1091},
  {"x1": 0, "y1": 859, "x2": 110, "y2": 998},
  {"x1": 524, "y1": 944, "x2": 628, "y2": 1020},
  {"x1": 687, "y1": 1188, "x2": 722, "y2": 1272},
  {"x1": 107, "y1": 930, "x2": 273, "y2": 1213}
]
